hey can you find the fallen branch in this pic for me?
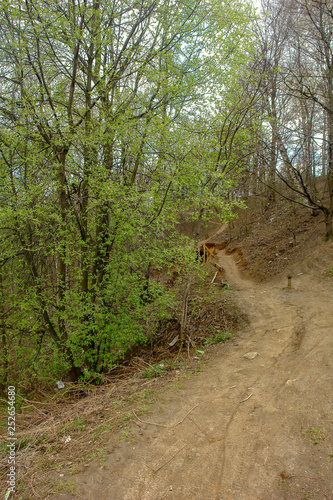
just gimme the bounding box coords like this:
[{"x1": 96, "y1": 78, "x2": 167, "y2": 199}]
[{"x1": 133, "y1": 403, "x2": 199, "y2": 428}]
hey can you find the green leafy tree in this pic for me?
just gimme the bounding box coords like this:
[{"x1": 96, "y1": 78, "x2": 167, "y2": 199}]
[{"x1": 0, "y1": 0, "x2": 256, "y2": 389}]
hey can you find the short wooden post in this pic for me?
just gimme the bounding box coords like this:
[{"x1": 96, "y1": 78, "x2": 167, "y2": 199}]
[{"x1": 287, "y1": 275, "x2": 292, "y2": 289}]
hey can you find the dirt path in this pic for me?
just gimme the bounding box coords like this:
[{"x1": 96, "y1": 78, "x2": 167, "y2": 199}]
[{"x1": 53, "y1": 249, "x2": 333, "y2": 500}]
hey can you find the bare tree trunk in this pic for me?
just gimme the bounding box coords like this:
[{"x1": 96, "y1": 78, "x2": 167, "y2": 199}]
[
  {"x1": 323, "y1": 109, "x2": 328, "y2": 176},
  {"x1": 326, "y1": 62, "x2": 333, "y2": 240}
]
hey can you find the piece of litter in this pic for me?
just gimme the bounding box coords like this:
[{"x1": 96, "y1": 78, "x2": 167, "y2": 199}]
[
  {"x1": 196, "y1": 350, "x2": 204, "y2": 355},
  {"x1": 243, "y1": 352, "x2": 260, "y2": 360},
  {"x1": 169, "y1": 336, "x2": 179, "y2": 347},
  {"x1": 248, "y1": 387, "x2": 254, "y2": 390},
  {"x1": 56, "y1": 381, "x2": 65, "y2": 389},
  {"x1": 63, "y1": 436, "x2": 71, "y2": 444},
  {"x1": 60, "y1": 474, "x2": 64, "y2": 477}
]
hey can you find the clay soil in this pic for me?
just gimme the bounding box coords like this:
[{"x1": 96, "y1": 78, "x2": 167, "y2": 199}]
[{"x1": 2, "y1": 199, "x2": 333, "y2": 500}]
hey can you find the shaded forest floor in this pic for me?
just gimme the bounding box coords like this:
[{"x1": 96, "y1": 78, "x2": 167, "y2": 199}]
[{"x1": 1, "y1": 195, "x2": 333, "y2": 499}]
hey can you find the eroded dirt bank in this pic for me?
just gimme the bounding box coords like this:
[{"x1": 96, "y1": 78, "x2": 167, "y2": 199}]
[{"x1": 52, "y1": 247, "x2": 333, "y2": 500}]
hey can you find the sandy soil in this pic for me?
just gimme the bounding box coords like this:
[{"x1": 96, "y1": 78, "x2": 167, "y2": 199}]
[{"x1": 51, "y1": 241, "x2": 333, "y2": 500}]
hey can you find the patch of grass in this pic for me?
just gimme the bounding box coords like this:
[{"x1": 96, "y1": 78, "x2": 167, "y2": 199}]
[
  {"x1": 135, "y1": 404, "x2": 153, "y2": 416},
  {"x1": 142, "y1": 363, "x2": 167, "y2": 379},
  {"x1": 204, "y1": 331, "x2": 232, "y2": 345},
  {"x1": 118, "y1": 412, "x2": 134, "y2": 426},
  {"x1": 89, "y1": 447, "x2": 104, "y2": 460},
  {"x1": 17, "y1": 436, "x2": 34, "y2": 451},
  {"x1": 303, "y1": 491, "x2": 319, "y2": 499},
  {"x1": 57, "y1": 422, "x2": 70, "y2": 436},
  {"x1": 328, "y1": 266, "x2": 333, "y2": 276},
  {"x1": 302, "y1": 427, "x2": 325, "y2": 445},
  {"x1": 112, "y1": 400, "x2": 122, "y2": 410},
  {"x1": 72, "y1": 418, "x2": 86, "y2": 432},
  {"x1": 144, "y1": 390, "x2": 153, "y2": 400},
  {"x1": 54, "y1": 480, "x2": 76, "y2": 495},
  {"x1": 38, "y1": 457, "x2": 53, "y2": 470},
  {"x1": 119, "y1": 427, "x2": 135, "y2": 443},
  {"x1": 91, "y1": 422, "x2": 113, "y2": 442},
  {"x1": 126, "y1": 394, "x2": 139, "y2": 403}
]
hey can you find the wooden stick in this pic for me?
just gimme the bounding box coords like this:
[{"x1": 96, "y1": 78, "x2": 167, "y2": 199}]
[
  {"x1": 240, "y1": 393, "x2": 253, "y2": 403},
  {"x1": 133, "y1": 403, "x2": 199, "y2": 428},
  {"x1": 211, "y1": 271, "x2": 218, "y2": 284}
]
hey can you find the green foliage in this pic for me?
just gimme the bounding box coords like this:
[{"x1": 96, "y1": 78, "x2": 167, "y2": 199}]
[
  {"x1": 91, "y1": 423, "x2": 113, "y2": 442},
  {"x1": 0, "y1": 0, "x2": 257, "y2": 390},
  {"x1": 204, "y1": 331, "x2": 233, "y2": 345},
  {"x1": 142, "y1": 363, "x2": 168, "y2": 379}
]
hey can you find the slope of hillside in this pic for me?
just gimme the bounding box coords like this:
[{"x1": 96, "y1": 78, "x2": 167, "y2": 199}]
[
  {"x1": 1, "y1": 196, "x2": 333, "y2": 499},
  {"x1": 211, "y1": 195, "x2": 332, "y2": 283},
  {"x1": 48, "y1": 220, "x2": 333, "y2": 500}
]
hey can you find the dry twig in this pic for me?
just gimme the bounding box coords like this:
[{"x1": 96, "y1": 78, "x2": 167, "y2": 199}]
[
  {"x1": 240, "y1": 393, "x2": 253, "y2": 403},
  {"x1": 211, "y1": 271, "x2": 218, "y2": 284}
]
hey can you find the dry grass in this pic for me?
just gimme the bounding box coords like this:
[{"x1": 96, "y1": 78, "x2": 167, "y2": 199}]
[{"x1": 0, "y1": 371, "x2": 175, "y2": 498}]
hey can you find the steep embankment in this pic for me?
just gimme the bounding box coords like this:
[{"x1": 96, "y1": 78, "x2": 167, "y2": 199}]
[{"x1": 51, "y1": 239, "x2": 333, "y2": 500}]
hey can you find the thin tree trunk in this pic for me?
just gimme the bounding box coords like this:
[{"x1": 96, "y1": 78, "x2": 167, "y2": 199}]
[
  {"x1": 180, "y1": 277, "x2": 191, "y2": 347},
  {"x1": 0, "y1": 270, "x2": 8, "y2": 397}
]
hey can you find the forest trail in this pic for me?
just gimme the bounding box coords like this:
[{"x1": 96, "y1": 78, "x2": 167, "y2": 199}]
[{"x1": 53, "y1": 247, "x2": 333, "y2": 500}]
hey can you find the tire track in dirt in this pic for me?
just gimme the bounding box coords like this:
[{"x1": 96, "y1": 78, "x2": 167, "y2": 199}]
[
  {"x1": 211, "y1": 251, "x2": 298, "y2": 498},
  {"x1": 211, "y1": 250, "x2": 333, "y2": 499}
]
